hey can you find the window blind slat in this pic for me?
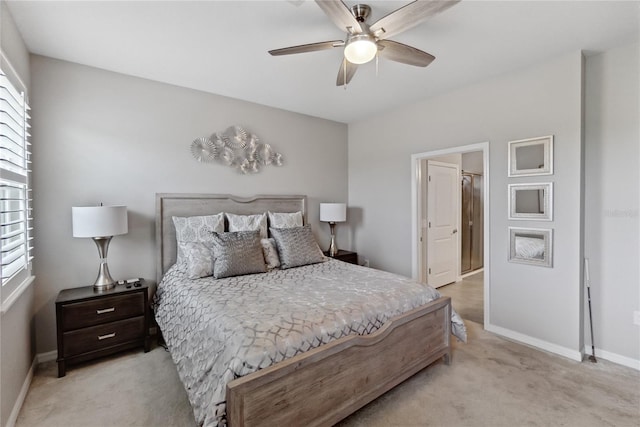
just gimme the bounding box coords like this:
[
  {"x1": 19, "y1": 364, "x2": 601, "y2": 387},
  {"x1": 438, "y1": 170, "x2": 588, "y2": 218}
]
[
  {"x1": 2, "y1": 259, "x2": 24, "y2": 279},
  {"x1": 0, "y1": 94, "x2": 24, "y2": 119},
  {"x1": 0, "y1": 114, "x2": 24, "y2": 136},
  {"x1": 2, "y1": 237, "x2": 25, "y2": 253},
  {"x1": 1, "y1": 228, "x2": 24, "y2": 240},
  {"x1": 0, "y1": 75, "x2": 25, "y2": 104},
  {"x1": 2, "y1": 246, "x2": 25, "y2": 265},
  {"x1": 1, "y1": 137, "x2": 26, "y2": 156},
  {"x1": 0, "y1": 146, "x2": 26, "y2": 163}
]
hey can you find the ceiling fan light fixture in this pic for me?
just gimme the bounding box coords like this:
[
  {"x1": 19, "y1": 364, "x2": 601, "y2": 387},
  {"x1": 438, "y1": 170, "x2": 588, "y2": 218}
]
[{"x1": 344, "y1": 34, "x2": 377, "y2": 65}]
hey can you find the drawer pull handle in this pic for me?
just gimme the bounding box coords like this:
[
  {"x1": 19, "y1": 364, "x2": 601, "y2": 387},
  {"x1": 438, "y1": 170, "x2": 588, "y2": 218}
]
[
  {"x1": 96, "y1": 307, "x2": 115, "y2": 314},
  {"x1": 98, "y1": 332, "x2": 116, "y2": 340}
]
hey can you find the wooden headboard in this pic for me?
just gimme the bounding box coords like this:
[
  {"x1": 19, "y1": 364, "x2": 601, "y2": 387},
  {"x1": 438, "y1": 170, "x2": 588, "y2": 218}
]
[{"x1": 155, "y1": 193, "x2": 307, "y2": 283}]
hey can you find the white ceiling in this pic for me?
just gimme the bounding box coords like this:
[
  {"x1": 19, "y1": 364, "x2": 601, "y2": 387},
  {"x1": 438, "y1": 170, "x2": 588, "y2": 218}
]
[{"x1": 6, "y1": 0, "x2": 639, "y2": 123}]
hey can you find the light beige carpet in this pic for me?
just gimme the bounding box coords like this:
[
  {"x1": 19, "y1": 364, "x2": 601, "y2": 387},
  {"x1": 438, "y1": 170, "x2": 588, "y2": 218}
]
[
  {"x1": 438, "y1": 271, "x2": 484, "y2": 325},
  {"x1": 17, "y1": 320, "x2": 639, "y2": 427}
]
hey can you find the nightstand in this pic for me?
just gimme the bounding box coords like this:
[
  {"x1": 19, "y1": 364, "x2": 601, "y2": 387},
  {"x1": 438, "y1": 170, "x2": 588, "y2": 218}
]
[
  {"x1": 55, "y1": 280, "x2": 150, "y2": 377},
  {"x1": 324, "y1": 249, "x2": 358, "y2": 265}
]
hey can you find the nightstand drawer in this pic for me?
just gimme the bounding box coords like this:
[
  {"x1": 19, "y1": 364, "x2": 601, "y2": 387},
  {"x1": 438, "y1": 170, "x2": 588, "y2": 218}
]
[
  {"x1": 336, "y1": 252, "x2": 358, "y2": 264},
  {"x1": 61, "y1": 293, "x2": 145, "y2": 331},
  {"x1": 324, "y1": 250, "x2": 358, "y2": 265},
  {"x1": 62, "y1": 316, "x2": 145, "y2": 357}
]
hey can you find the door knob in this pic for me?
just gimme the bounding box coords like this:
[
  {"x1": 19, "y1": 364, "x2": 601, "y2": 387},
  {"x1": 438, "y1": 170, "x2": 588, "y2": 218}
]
[{"x1": 452, "y1": 229, "x2": 458, "y2": 234}]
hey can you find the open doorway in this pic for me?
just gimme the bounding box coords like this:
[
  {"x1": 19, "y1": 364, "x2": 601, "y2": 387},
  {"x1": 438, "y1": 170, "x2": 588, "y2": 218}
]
[
  {"x1": 411, "y1": 142, "x2": 490, "y2": 327},
  {"x1": 460, "y1": 151, "x2": 484, "y2": 277}
]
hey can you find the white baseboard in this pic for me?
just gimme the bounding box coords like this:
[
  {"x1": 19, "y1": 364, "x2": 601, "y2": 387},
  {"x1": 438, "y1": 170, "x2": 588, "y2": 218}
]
[
  {"x1": 36, "y1": 350, "x2": 57, "y2": 364},
  {"x1": 6, "y1": 350, "x2": 59, "y2": 426},
  {"x1": 583, "y1": 346, "x2": 640, "y2": 371},
  {"x1": 5, "y1": 357, "x2": 35, "y2": 427},
  {"x1": 485, "y1": 323, "x2": 583, "y2": 362}
]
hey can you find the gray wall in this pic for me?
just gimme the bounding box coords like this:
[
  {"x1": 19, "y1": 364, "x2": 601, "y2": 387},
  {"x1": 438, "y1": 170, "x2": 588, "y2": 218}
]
[
  {"x1": 29, "y1": 55, "x2": 348, "y2": 354},
  {"x1": 0, "y1": 1, "x2": 33, "y2": 426},
  {"x1": 584, "y1": 43, "x2": 639, "y2": 363},
  {"x1": 462, "y1": 151, "x2": 483, "y2": 175},
  {"x1": 348, "y1": 52, "x2": 585, "y2": 356}
]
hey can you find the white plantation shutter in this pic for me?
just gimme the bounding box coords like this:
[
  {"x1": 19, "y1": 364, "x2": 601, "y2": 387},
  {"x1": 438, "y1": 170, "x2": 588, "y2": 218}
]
[{"x1": 0, "y1": 68, "x2": 33, "y2": 297}]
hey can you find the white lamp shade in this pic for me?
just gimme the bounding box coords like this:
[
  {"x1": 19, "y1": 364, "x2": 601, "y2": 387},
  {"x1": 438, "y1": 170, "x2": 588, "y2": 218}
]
[
  {"x1": 320, "y1": 203, "x2": 347, "y2": 223},
  {"x1": 72, "y1": 206, "x2": 128, "y2": 238}
]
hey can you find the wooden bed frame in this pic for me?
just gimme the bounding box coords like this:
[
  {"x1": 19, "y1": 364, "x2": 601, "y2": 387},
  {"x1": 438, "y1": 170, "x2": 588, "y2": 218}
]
[{"x1": 156, "y1": 193, "x2": 452, "y2": 427}]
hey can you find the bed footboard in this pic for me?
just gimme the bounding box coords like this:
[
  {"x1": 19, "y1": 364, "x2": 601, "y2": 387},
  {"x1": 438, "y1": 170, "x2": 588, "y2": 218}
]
[{"x1": 227, "y1": 296, "x2": 452, "y2": 427}]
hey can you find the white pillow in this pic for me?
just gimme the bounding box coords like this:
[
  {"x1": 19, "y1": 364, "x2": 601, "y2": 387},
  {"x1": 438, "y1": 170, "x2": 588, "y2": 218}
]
[
  {"x1": 179, "y1": 242, "x2": 215, "y2": 279},
  {"x1": 268, "y1": 211, "x2": 303, "y2": 229},
  {"x1": 226, "y1": 212, "x2": 268, "y2": 239},
  {"x1": 172, "y1": 213, "x2": 224, "y2": 264},
  {"x1": 260, "y1": 238, "x2": 281, "y2": 270}
]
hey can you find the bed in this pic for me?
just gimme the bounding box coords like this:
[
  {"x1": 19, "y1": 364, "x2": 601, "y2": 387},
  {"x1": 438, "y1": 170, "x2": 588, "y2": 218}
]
[{"x1": 153, "y1": 193, "x2": 466, "y2": 427}]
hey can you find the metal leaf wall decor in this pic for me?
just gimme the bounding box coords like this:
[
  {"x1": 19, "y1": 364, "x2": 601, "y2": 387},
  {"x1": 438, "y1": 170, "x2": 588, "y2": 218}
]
[{"x1": 190, "y1": 125, "x2": 284, "y2": 174}]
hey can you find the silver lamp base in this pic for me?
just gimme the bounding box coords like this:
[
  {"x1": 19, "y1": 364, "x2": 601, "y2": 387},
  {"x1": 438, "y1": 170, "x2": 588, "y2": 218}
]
[
  {"x1": 92, "y1": 237, "x2": 116, "y2": 291},
  {"x1": 328, "y1": 222, "x2": 338, "y2": 257}
]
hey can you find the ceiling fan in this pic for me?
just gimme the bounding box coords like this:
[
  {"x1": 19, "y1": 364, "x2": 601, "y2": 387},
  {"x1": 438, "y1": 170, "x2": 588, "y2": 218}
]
[{"x1": 269, "y1": 0, "x2": 460, "y2": 86}]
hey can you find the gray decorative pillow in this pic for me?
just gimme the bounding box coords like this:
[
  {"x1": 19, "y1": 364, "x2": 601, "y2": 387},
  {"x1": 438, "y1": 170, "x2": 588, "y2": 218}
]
[
  {"x1": 267, "y1": 211, "x2": 303, "y2": 229},
  {"x1": 173, "y1": 214, "x2": 224, "y2": 264},
  {"x1": 226, "y1": 212, "x2": 268, "y2": 239},
  {"x1": 179, "y1": 242, "x2": 215, "y2": 279},
  {"x1": 270, "y1": 225, "x2": 326, "y2": 270},
  {"x1": 260, "y1": 238, "x2": 281, "y2": 270},
  {"x1": 211, "y1": 230, "x2": 266, "y2": 279}
]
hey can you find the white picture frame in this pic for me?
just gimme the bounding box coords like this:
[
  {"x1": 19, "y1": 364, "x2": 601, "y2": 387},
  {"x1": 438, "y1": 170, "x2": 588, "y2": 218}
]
[
  {"x1": 508, "y1": 227, "x2": 553, "y2": 268},
  {"x1": 508, "y1": 135, "x2": 554, "y2": 177},
  {"x1": 508, "y1": 182, "x2": 553, "y2": 221}
]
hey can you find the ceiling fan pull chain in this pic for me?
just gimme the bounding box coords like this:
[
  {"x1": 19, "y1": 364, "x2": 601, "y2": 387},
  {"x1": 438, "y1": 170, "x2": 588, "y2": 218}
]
[
  {"x1": 343, "y1": 60, "x2": 347, "y2": 89},
  {"x1": 376, "y1": 51, "x2": 379, "y2": 77}
]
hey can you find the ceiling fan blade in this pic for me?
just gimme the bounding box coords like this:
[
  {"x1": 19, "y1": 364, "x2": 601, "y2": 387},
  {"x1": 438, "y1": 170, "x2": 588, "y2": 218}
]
[
  {"x1": 336, "y1": 58, "x2": 358, "y2": 86},
  {"x1": 377, "y1": 40, "x2": 435, "y2": 67},
  {"x1": 269, "y1": 40, "x2": 344, "y2": 56},
  {"x1": 315, "y1": 0, "x2": 363, "y2": 34},
  {"x1": 370, "y1": 0, "x2": 460, "y2": 40}
]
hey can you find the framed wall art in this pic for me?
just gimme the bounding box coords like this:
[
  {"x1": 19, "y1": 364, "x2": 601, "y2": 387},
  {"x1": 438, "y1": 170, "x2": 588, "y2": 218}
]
[
  {"x1": 508, "y1": 135, "x2": 553, "y2": 177},
  {"x1": 508, "y1": 182, "x2": 553, "y2": 221},
  {"x1": 508, "y1": 227, "x2": 553, "y2": 268}
]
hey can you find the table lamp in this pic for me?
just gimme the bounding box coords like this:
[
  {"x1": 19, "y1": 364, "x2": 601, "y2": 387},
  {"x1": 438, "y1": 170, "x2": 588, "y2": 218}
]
[
  {"x1": 72, "y1": 205, "x2": 128, "y2": 291},
  {"x1": 320, "y1": 203, "x2": 346, "y2": 257}
]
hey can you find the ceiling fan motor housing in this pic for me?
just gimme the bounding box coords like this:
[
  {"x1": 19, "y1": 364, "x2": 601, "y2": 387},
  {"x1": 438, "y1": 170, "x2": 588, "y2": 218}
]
[
  {"x1": 350, "y1": 4, "x2": 372, "y2": 22},
  {"x1": 344, "y1": 5, "x2": 376, "y2": 64}
]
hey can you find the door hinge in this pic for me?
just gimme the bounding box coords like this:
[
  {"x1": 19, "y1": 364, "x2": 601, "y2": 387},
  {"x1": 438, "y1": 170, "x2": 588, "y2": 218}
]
[
  {"x1": 428, "y1": 268, "x2": 431, "y2": 275},
  {"x1": 428, "y1": 175, "x2": 431, "y2": 182},
  {"x1": 428, "y1": 221, "x2": 431, "y2": 228}
]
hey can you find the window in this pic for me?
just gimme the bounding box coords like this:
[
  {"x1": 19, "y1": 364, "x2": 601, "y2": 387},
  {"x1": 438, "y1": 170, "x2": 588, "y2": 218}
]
[{"x1": 0, "y1": 68, "x2": 33, "y2": 302}]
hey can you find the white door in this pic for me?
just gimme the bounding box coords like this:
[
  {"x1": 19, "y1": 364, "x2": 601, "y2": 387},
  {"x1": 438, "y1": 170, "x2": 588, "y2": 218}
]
[{"x1": 427, "y1": 160, "x2": 459, "y2": 288}]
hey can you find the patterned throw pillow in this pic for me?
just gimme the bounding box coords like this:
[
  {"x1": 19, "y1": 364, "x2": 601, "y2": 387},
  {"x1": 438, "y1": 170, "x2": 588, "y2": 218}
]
[
  {"x1": 179, "y1": 242, "x2": 215, "y2": 279},
  {"x1": 267, "y1": 211, "x2": 303, "y2": 229},
  {"x1": 260, "y1": 238, "x2": 281, "y2": 270},
  {"x1": 226, "y1": 213, "x2": 268, "y2": 239},
  {"x1": 173, "y1": 214, "x2": 225, "y2": 264},
  {"x1": 270, "y1": 225, "x2": 326, "y2": 270},
  {"x1": 211, "y1": 230, "x2": 266, "y2": 279}
]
